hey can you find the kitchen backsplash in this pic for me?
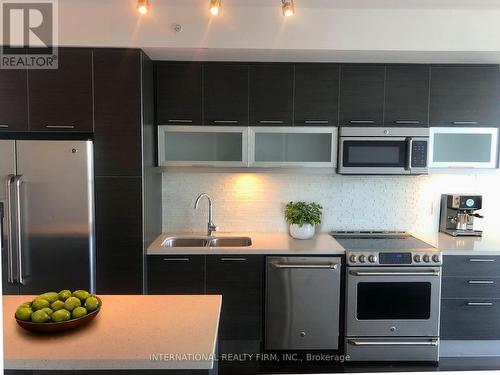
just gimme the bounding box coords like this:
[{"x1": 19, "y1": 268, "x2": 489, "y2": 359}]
[{"x1": 162, "y1": 171, "x2": 500, "y2": 235}]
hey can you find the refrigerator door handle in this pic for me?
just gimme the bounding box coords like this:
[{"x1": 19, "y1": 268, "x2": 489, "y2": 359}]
[
  {"x1": 14, "y1": 175, "x2": 24, "y2": 285},
  {"x1": 6, "y1": 174, "x2": 16, "y2": 284}
]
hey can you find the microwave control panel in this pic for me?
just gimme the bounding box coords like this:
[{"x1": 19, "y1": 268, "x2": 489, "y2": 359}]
[{"x1": 411, "y1": 141, "x2": 428, "y2": 168}]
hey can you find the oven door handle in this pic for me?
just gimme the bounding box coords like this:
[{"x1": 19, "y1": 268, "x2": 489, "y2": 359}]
[
  {"x1": 349, "y1": 270, "x2": 440, "y2": 277},
  {"x1": 347, "y1": 339, "x2": 438, "y2": 347}
]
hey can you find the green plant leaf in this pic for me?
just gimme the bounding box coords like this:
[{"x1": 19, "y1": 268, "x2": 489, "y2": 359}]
[{"x1": 285, "y1": 201, "x2": 323, "y2": 226}]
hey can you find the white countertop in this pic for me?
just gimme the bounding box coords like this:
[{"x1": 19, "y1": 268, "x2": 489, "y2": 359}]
[
  {"x1": 4, "y1": 295, "x2": 221, "y2": 371},
  {"x1": 147, "y1": 232, "x2": 345, "y2": 255},
  {"x1": 412, "y1": 232, "x2": 500, "y2": 255}
]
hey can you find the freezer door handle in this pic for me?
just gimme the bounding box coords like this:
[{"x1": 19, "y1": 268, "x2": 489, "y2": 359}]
[
  {"x1": 6, "y1": 175, "x2": 16, "y2": 284},
  {"x1": 14, "y1": 175, "x2": 24, "y2": 285}
]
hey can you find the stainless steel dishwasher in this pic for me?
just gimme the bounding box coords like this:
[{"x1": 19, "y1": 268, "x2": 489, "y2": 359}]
[{"x1": 265, "y1": 256, "x2": 342, "y2": 350}]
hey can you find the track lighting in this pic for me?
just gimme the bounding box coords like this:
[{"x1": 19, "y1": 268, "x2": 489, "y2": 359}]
[
  {"x1": 281, "y1": 0, "x2": 295, "y2": 17},
  {"x1": 137, "y1": 0, "x2": 150, "y2": 15},
  {"x1": 209, "y1": 0, "x2": 222, "y2": 16}
]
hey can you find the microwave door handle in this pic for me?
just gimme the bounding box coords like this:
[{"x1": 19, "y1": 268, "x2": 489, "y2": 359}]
[{"x1": 406, "y1": 137, "x2": 413, "y2": 171}]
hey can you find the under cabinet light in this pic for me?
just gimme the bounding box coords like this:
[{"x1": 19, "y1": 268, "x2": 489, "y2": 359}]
[
  {"x1": 282, "y1": 0, "x2": 295, "y2": 17},
  {"x1": 137, "y1": 0, "x2": 150, "y2": 15},
  {"x1": 209, "y1": 0, "x2": 222, "y2": 15}
]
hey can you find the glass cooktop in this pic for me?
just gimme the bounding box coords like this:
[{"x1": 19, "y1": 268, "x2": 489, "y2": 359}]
[{"x1": 330, "y1": 231, "x2": 435, "y2": 251}]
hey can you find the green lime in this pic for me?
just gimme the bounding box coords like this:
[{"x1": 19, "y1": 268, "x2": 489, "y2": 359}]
[
  {"x1": 64, "y1": 296, "x2": 81, "y2": 311},
  {"x1": 38, "y1": 292, "x2": 59, "y2": 304},
  {"x1": 72, "y1": 290, "x2": 90, "y2": 302},
  {"x1": 51, "y1": 300, "x2": 65, "y2": 311},
  {"x1": 58, "y1": 289, "x2": 72, "y2": 301},
  {"x1": 84, "y1": 296, "x2": 100, "y2": 312},
  {"x1": 32, "y1": 298, "x2": 50, "y2": 311},
  {"x1": 31, "y1": 310, "x2": 50, "y2": 323},
  {"x1": 20, "y1": 301, "x2": 32, "y2": 308},
  {"x1": 72, "y1": 306, "x2": 87, "y2": 319},
  {"x1": 51, "y1": 309, "x2": 71, "y2": 322},
  {"x1": 41, "y1": 307, "x2": 53, "y2": 316},
  {"x1": 15, "y1": 307, "x2": 32, "y2": 321}
]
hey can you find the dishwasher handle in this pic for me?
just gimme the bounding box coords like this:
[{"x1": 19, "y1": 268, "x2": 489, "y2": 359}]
[{"x1": 271, "y1": 262, "x2": 338, "y2": 270}]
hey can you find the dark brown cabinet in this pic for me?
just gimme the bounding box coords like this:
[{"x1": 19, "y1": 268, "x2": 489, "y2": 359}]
[
  {"x1": 339, "y1": 64, "x2": 385, "y2": 126},
  {"x1": 384, "y1": 65, "x2": 430, "y2": 126},
  {"x1": 249, "y1": 64, "x2": 294, "y2": 126},
  {"x1": 156, "y1": 62, "x2": 203, "y2": 125},
  {"x1": 0, "y1": 65, "x2": 28, "y2": 131},
  {"x1": 93, "y1": 49, "x2": 142, "y2": 176},
  {"x1": 430, "y1": 65, "x2": 500, "y2": 126},
  {"x1": 294, "y1": 64, "x2": 339, "y2": 126},
  {"x1": 28, "y1": 48, "x2": 93, "y2": 132},
  {"x1": 204, "y1": 63, "x2": 248, "y2": 126},
  {"x1": 147, "y1": 255, "x2": 205, "y2": 294}
]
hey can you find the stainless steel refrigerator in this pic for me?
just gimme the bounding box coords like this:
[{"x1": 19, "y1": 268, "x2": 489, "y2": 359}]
[{"x1": 0, "y1": 140, "x2": 95, "y2": 295}]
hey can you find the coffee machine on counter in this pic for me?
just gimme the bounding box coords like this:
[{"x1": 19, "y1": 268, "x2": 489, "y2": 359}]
[{"x1": 440, "y1": 194, "x2": 484, "y2": 237}]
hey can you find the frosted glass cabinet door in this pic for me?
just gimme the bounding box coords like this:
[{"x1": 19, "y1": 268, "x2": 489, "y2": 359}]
[
  {"x1": 429, "y1": 127, "x2": 499, "y2": 168},
  {"x1": 249, "y1": 127, "x2": 337, "y2": 167},
  {"x1": 158, "y1": 126, "x2": 248, "y2": 166}
]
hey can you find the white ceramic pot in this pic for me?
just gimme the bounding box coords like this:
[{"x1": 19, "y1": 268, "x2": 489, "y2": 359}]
[{"x1": 289, "y1": 223, "x2": 315, "y2": 240}]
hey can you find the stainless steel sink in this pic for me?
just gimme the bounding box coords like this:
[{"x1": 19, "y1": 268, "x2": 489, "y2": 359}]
[
  {"x1": 162, "y1": 236, "x2": 252, "y2": 247},
  {"x1": 162, "y1": 237, "x2": 210, "y2": 247},
  {"x1": 209, "y1": 237, "x2": 252, "y2": 247}
]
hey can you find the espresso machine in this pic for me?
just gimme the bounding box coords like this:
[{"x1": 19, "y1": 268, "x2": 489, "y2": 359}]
[{"x1": 440, "y1": 194, "x2": 484, "y2": 237}]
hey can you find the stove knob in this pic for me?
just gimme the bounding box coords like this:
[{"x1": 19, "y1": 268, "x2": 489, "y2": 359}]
[
  {"x1": 432, "y1": 254, "x2": 441, "y2": 263},
  {"x1": 359, "y1": 255, "x2": 367, "y2": 263},
  {"x1": 368, "y1": 255, "x2": 378, "y2": 263},
  {"x1": 423, "y1": 254, "x2": 430, "y2": 263},
  {"x1": 349, "y1": 255, "x2": 357, "y2": 263},
  {"x1": 413, "y1": 254, "x2": 421, "y2": 263}
]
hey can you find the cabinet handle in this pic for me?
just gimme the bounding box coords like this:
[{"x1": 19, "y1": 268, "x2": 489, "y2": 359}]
[
  {"x1": 469, "y1": 258, "x2": 495, "y2": 262},
  {"x1": 212, "y1": 120, "x2": 239, "y2": 124},
  {"x1": 220, "y1": 258, "x2": 247, "y2": 261},
  {"x1": 0, "y1": 124, "x2": 8, "y2": 128},
  {"x1": 468, "y1": 280, "x2": 495, "y2": 284},
  {"x1": 258, "y1": 120, "x2": 284, "y2": 124},
  {"x1": 163, "y1": 258, "x2": 190, "y2": 261},
  {"x1": 466, "y1": 302, "x2": 494, "y2": 306},
  {"x1": 349, "y1": 120, "x2": 375, "y2": 124},
  {"x1": 167, "y1": 119, "x2": 193, "y2": 123},
  {"x1": 304, "y1": 120, "x2": 329, "y2": 125},
  {"x1": 45, "y1": 125, "x2": 75, "y2": 129},
  {"x1": 394, "y1": 120, "x2": 421, "y2": 125},
  {"x1": 452, "y1": 121, "x2": 478, "y2": 125}
]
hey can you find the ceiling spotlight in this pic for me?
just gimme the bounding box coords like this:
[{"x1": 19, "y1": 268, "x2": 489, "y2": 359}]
[
  {"x1": 209, "y1": 0, "x2": 222, "y2": 16},
  {"x1": 137, "y1": 0, "x2": 150, "y2": 15},
  {"x1": 281, "y1": 0, "x2": 295, "y2": 17}
]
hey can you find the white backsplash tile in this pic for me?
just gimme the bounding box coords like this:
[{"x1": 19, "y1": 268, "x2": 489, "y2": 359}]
[{"x1": 162, "y1": 171, "x2": 500, "y2": 235}]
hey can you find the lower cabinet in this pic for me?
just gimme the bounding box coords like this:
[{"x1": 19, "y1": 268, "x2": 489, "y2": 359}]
[
  {"x1": 441, "y1": 255, "x2": 500, "y2": 340},
  {"x1": 147, "y1": 255, "x2": 205, "y2": 294}
]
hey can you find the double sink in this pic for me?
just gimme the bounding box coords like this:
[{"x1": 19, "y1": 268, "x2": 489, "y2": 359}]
[{"x1": 163, "y1": 236, "x2": 252, "y2": 248}]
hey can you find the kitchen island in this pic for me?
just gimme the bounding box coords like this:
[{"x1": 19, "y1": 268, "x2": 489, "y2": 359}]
[{"x1": 4, "y1": 295, "x2": 221, "y2": 374}]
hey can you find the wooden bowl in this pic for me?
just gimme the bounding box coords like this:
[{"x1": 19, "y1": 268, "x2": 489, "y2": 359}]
[{"x1": 15, "y1": 296, "x2": 102, "y2": 333}]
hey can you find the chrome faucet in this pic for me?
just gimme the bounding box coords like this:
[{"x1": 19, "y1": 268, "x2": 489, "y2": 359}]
[{"x1": 194, "y1": 193, "x2": 217, "y2": 236}]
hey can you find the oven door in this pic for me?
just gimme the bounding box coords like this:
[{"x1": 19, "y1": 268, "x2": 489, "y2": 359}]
[
  {"x1": 338, "y1": 137, "x2": 410, "y2": 175},
  {"x1": 346, "y1": 267, "x2": 441, "y2": 337}
]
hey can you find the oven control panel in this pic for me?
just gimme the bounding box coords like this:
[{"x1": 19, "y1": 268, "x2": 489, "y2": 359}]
[{"x1": 347, "y1": 251, "x2": 442, "y2": 266}]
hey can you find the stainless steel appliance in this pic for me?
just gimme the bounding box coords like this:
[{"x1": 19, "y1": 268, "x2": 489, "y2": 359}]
[
  {"x1": 265, "y1": 256, "x2": 341, "y2": 350},
  {"x1": 338, "y1": 127, "x2": 429, "y2": 175},
  {"x1": 331, "y1": 231, "x2": 441, "y2": 362},
  {"x1": 439, "y1": 194, "x2": 483, "y2": 237},
  {"x1": 0, "y1": 140, "x2": 95, "y2": 295}
]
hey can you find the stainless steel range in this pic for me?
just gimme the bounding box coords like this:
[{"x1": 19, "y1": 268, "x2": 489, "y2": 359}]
[{"x1": 331, "y1": 231, "x2": 442, "y2": 362}]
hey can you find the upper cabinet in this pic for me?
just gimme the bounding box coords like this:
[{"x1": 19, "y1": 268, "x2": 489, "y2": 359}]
[
  {"x1": 204, "y1": 63, "x2": 249, "y2": 126},
  {"x1": 294, "y1": 64, "x2": 339, "y2": 126},
  {"x1": 156, "y1": 62, "x2": 203, "y2": 125},
  {"x1": 0, "y1": 62, "x2": 28, "y2": 132},
  {"x1": 384, "y1": 65, "x2": 430, "y2": 126},
  {"x1": 339, "y1": 65, "x2": 385, "y2": 126},
  {"x1": 28, "y1": 48, "x2": 93, "y2": 132},
  {"x1": 249, "y1": 64, "x2": 294, "y2": 126},
  {"x1": 430, "y1": 65, "x2": 500, "y2": 127}
]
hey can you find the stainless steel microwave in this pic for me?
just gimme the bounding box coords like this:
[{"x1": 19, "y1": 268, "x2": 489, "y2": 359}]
[{"x1": 338, "y1": 127, "x2": 429, "y2": 175}]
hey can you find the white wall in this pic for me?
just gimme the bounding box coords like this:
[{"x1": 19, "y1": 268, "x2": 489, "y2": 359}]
[
  {"x1": 58, "y1": 0, "x2": 500, "y2": 61},
  {"x1": 161, "y1": 171, "x2": 500, "y2": 236}
]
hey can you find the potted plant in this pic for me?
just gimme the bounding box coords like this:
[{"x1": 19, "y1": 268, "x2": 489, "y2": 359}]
[{"x1": 285, "y1": 201, "x2": 323, "y2": 240}]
